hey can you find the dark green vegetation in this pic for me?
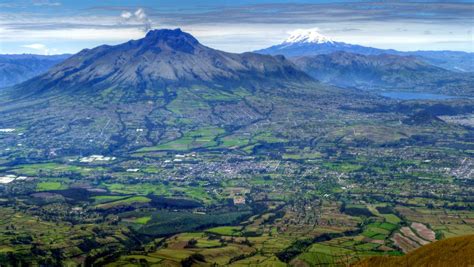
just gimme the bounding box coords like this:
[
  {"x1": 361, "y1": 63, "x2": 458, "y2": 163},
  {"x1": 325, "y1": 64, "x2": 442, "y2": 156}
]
[{"x1": 0, "y1": 29, "x2": 472, "y2": 266}]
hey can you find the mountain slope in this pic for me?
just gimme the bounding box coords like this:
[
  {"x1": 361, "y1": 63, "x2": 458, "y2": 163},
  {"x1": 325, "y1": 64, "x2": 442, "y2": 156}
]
[
  {"x1": 291, "y1": 52, "x2": 474, "y2": 96},
  {"x1": 0, "y1": 29, "x2": 343, "y2": 156},
  {"x1": 409, "y1": 50, "x2": 474, "y2": 73},
  {"x1": 354, "y1": 235, "x2": 474, "y2": 267},
  {"x1": 255, "y1": 29, "x2": 474, "y2": 72},
  {"x1": 16, "y1": 29, "x2": 311, "y2": 100},
  {"x1": 0, "y1": 54, "x2": 70, "y2": 88}
]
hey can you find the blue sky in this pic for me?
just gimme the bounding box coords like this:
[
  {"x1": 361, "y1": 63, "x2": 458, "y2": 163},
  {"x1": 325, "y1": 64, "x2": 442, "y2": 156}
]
[{"x1": 0, "y1": 0, "x2": 473, "y2": 54}]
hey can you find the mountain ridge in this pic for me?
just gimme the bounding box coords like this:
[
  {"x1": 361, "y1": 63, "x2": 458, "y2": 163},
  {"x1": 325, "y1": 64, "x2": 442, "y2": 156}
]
[
  {"x1": 290, "y1": 51, "x2": 474, "y2": 96},
  {"x1": 255, "y1": 30, "x2": 474, "y2": 72},
  {"x1": 0, "y1": 54, "x2": 70, "y2": 88}
]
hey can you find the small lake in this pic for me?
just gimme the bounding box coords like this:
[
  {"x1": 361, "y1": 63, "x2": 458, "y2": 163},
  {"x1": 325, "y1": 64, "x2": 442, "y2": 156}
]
[{"x1": 380, "y1": 92, "x2": 458, "y2": 100}]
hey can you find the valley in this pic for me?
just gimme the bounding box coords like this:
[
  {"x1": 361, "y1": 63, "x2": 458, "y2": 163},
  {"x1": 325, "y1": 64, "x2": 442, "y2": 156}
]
[{"x1": 0, "y1": 28, "x2": 472, "y2": 266}]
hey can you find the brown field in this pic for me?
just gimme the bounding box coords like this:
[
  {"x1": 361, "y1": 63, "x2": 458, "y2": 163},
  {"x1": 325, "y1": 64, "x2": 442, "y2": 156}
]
[
  {"x1": 391, "y1": 233, "x2": 420, "y2": 253},
  {"x1": 400, "y1": 227, "x2": 430, "y2": 246},
  {"x1": 411, "y1": 222, "x2": 435, "y2": 241},
  {"x1": 353, "y1": 235, "x2": 474, "y2": 267}
]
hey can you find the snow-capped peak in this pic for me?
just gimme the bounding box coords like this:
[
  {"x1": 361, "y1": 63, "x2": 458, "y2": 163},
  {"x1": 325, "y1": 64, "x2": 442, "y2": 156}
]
[{"x1": 283, "y1": 29, "x2": 334, "y2": 44}]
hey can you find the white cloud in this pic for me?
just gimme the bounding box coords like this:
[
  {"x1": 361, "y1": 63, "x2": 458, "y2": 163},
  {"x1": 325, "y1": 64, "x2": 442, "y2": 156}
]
[
  {"x1": 21, "y1": 43, "x2": 57, "y2": 55},
  {"x1": 134, "y1": 8, "x2": 147, "y2": 20},
  {"x1": 120, "y1": 8, "x2": 152, "y2": 32},
  {"x1": 1, "y1": 5, "x2": 471, "y2": 54},
  {"x1": 22, "y1": 43, "x2": 47, "y2": 50},
  {"x1": 121, "y1": 11, "x2": 132, "y2": 19}
]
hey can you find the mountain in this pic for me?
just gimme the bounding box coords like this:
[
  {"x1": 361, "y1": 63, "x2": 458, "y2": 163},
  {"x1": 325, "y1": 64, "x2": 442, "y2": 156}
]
[
  {"x1": 255, "y1": 29, "x2": 474, "y2": 72},
  {"x1": 255, "y1": 29, "x2": 389, "y2": 57},
  {"x1": 0, "y1": 54, "x2": 70, "y2": 88},
  {"x1": 354, "y1": 235, "x2": 474, "y2": 267},
  {"x1": 16, "y1": 29, "x2": 311, "y2": 99},
  {"x1": 0, "y1": 28, "x2": 336, "y2": 155},
  {"x1": 291, "y1": 52, "x2": 474, "y2": 96},
  {"x1": 407, "y1": 50, "x2": 474, "y2": 73}
]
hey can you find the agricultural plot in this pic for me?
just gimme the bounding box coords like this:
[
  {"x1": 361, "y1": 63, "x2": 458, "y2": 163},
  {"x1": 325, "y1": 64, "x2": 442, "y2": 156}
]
[
  {"x1": 137, "y1": 127, "x2": 225, "y2": 152},
  {"x1": 206, "y1": 226, "x2": 243, "y2": 236},
  {"x1": 95, "y1": 196, "x2": 151, "y2": 209}
]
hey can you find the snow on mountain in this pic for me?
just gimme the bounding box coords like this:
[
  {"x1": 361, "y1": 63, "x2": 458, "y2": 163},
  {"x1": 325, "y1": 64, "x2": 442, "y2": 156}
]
[
  {"x1": 255, "y1": 29, "x2": 474, "y2": 72},
  {"x1": 283, "y1": 29, "x2": 334, "y2": 44}
]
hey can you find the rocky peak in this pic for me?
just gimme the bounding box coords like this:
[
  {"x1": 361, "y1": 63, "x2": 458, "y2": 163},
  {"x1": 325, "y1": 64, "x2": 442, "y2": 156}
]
[{"x1": 140, "y1": 28, "x2": 200, "y2": 53}]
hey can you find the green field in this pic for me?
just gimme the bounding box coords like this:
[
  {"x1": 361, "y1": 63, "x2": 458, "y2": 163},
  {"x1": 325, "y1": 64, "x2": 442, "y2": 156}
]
[
  {"x1": 205, "y1": 226, "x2": 242, "y2": 236},
  {"x1": 36, "y1": 181, "x2": 66, "y2": 191},
  {"x1": 96, "y1": 196, "x2": 151, "y2": 209}
]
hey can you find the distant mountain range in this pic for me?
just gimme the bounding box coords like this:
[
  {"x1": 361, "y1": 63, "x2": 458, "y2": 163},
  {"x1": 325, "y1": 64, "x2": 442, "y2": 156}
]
[
  {"x1": 291, "y1": 51, "x2": 474, "y2": 96},
  {"x1": 255, "y1": 29, "x2": 474, "y2": 72},
  {"x1": 2, "y1": 29, "x2": 472, "y2": 98},
  {"x1": 0, "y1": 54, "x2": 70, "y2": 88}
]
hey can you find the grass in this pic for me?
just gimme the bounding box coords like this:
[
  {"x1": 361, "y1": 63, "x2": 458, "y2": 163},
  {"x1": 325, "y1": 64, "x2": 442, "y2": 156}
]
[
  {"x1": 198, "y1": 245, "x2": 251, "y2": 265},
  {"x1": 92, "y1": 195, "x2": 128, "y2": 204},
  {"x1": 173, "y1": 186, "x2": 214, "y2": 204},
  {"x1": 308, "y1": 243, "x2": 353, "y2": 255},
  {"x1": 104, "y1": 183, "x2": 170, "y2": 196},
  {"x1": 361, "y1": 223, "x2": 393, "y2": 240},
  {"x1": 36, "y1": 181, "x2": 65, "y2": 191},
  {"x1": 205, "y1": 226, "x2": 242, "y2": 236},
  {"x1": 282, "y1": 152, "x2": 322, "y2": 160},
  {"x1": 298, "y1": 243, "x2": 358, "y2": 267},
  {"x1": 355, "y1": 242, "x2": 380, "y2": 251},
  {"x1": 108, "y1": 255, "x2": 163, "y2": 265},
  {"x1": 195, "y1": 239, "x2": 222, "y2": 248},
  {"x1": 252, "y1": 132, "x2": 286, "y2": 144},
  {"x1": 299, "y1": 252, "x2": 337, "y2": 266},
  {"x1": 231, "y1": 255, "x2": 287, "y2": 266},
  {"x1": 137, "y1": 127, "x2": 225, "y2": 152},
  {"x1": 96, "y1": 196, "x2": 151, "y2": 209},
  {"x1": 0, "y1": 246, "x2": 14, "y2": 253},
  {"x1": 353, "y1": 235, "x2": 474, "y2": 267},
  {"x1": 381, "y1": 214, "x2": 401, "y2": 224},
  {"x1": 13, "y1": 163, "x2": 100, "y2": 176},
  {"x1": 218, "y1": 135, "x2": 250, "y2": 148},
  {"x1": 148, "y1": 248, "x2": 194, "y2": 261},
  {"x1": 134, "y1": 216, "x2": 152, "y2": 224},
  {"x1": 0, "y1": 207, "x2": 133, "y2": 263},
  {"x1": 323, "y1": 162, "x2": 362, "y2": 172},
  {"x1": 379, "y1": 222, "x2": 398, "y2": 231}
]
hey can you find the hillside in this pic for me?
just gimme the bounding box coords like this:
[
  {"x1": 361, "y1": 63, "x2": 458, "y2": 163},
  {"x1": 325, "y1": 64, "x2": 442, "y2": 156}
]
[
  {"x1": 353, "y1": 235, "x2": 474, "y2": 267},
  {"x1": 0, "y1": 54, "x2": 69, "y2": 88},
  {"x1": 291, "y1": 52, "x2": 474, "y2": 96}
]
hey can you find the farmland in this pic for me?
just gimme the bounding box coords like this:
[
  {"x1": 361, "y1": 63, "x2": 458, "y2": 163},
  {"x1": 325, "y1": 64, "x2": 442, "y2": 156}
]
[{"x1": 0, "y1": 79, "x2": 472, "y2": 265}]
